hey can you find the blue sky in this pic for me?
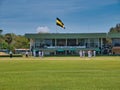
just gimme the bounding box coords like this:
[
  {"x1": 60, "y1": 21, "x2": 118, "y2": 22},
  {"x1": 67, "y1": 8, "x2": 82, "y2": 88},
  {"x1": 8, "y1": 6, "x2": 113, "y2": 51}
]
[{"x1": 0, "y1": 0, "x2": 120, "y2": 35}]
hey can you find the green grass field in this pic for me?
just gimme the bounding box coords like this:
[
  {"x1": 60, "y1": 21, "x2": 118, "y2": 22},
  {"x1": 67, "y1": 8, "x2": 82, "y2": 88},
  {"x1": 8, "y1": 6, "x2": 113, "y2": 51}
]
[{"x1": 0, "y1": 56, "x2": 120, "y2": 90}]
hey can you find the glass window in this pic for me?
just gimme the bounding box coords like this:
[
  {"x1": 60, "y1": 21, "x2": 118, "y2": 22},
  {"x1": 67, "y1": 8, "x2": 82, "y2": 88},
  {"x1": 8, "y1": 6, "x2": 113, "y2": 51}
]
[{"x1": 67, "y1": 39, "x2": 76, "y2": 46}]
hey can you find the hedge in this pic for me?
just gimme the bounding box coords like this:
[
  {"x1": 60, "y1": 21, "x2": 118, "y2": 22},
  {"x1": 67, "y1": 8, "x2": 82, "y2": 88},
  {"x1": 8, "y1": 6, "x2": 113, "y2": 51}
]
[{"x1": 0, "y1": 54, "x2": 23, "y2": 57}]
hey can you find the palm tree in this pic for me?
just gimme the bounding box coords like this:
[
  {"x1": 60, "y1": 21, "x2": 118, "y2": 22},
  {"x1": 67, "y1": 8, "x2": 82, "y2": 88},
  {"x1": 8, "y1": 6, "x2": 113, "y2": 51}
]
[{"x1": 5, "y1": 33, "x2": 12, "y2": 44}]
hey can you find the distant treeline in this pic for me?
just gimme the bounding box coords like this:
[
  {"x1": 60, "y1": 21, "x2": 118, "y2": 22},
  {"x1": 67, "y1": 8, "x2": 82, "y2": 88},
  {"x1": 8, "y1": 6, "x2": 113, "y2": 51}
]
[{"x1": 0, "y1": 33, "x2": 29, "y2": 51}]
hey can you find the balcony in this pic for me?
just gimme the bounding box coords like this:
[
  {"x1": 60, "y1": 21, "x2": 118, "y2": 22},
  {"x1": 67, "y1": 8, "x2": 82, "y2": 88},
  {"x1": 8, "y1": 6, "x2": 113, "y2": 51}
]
[{"x1": 47, "y1": 46, "x2": 86, "y2": 49}]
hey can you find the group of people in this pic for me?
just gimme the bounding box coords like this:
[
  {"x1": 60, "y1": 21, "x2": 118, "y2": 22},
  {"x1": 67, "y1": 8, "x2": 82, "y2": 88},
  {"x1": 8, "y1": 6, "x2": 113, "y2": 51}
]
[
  {"x1": 9, "y1": 50, "x2": 96, "y2": 58},
  {"x1": 26, "y1": 51, "x2": 44, "y2": 57},
  {"x1": 79, "y1": 50, "x2": 96, "y2": 57},
  {"x1": 38, "y1": 51, "x2": 44, "y2": 57},
  {"x1": 9, "y1": 50, "x2": 44, "y2": 58}
]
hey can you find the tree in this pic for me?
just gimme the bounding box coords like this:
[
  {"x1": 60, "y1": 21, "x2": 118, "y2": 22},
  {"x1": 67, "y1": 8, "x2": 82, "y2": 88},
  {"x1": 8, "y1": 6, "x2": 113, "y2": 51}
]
[
  {"x1": 1, "y1": 41, "x2": 9, "y2": 49},
  {"x1": 5, "y1": 33, "x2": 13, "y2": 44},
  {"x1": 0, "y1": 30, "x2": 3, "y2": 34},
  {"x1": 0, "y1": 33, "x2": 29, "y2": 51},
  {"x1": 109, "y1": 23, "x2": 120, "y2": 33},
  {"x1": 0, "y1": 34, "x2": 4, "y2": 49},
  {"x1": 14, "y1": 35, "x2": 29, "y2": 49}
]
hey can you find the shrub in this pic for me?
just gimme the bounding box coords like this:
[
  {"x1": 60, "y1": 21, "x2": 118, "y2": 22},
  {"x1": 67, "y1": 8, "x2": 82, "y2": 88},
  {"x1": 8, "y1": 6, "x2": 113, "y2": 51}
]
[{"x1": 0, "y1": 54, "x2": 23, "y2": 57}]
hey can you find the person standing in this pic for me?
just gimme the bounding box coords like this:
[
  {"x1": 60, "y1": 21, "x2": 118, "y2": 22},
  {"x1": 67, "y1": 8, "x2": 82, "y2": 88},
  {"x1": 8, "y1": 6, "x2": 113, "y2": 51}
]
[
  {"x1": 42, "y1": 51, "x2": 44, "y2": 57},
  {"x1": 93, "y1": 50, "x2": 96, "y2": 57},
  {"x1": 79, "y1": 50, "x2": 83, "y2": 57},
  {"x1": 33, "y1": 50, "x2": 36, "y2": 57},
  {"x1": 25, "y1": 51, "x2": 29, "y2": 57},
  {"x1": 88, "y1": 50, "x2": 92, "y2": 58},
  {"x1": 39, "y1": 51, "x2": 41, "y2": 57},
  {"x1": 9, "y1": 51, "x2": 13, "y2": 58},
  {"x1": 82, "y1": 50, "x2": 85, "y2": 57}
]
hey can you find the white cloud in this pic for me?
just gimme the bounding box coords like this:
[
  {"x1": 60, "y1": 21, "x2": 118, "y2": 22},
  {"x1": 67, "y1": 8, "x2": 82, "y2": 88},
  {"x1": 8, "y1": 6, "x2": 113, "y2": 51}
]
[{"x1": 36, "y1": 26, "x2": 50, "y2": 33}]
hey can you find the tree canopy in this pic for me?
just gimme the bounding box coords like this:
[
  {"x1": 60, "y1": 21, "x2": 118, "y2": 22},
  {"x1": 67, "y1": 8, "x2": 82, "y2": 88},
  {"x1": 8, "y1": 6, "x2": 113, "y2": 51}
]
[
  {"x1": 109, "y1": 24, "x2": 120, "y2": 33},
  {"x1": 0, "y1": 33, "x2": 29, "y2": 50},
  {"x1": 0, "y1": 30, "x2": 3, "y2": 34}
]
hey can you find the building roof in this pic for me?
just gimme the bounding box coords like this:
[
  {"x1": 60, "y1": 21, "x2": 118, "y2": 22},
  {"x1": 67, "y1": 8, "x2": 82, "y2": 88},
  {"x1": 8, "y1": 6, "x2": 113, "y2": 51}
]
[
  {"x1": 25, "y1": 33, "x2": 107, "y2": 39},
  {"x1": 108, "y1": 33, "x2": 120, "y2": 38}
]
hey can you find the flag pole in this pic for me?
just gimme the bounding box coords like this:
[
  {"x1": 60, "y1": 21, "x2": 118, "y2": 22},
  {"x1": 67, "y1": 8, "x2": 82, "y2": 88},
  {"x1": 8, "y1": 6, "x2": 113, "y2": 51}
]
[{"x1": 56, "y1": 25, "x2": 59, "y2": 33}]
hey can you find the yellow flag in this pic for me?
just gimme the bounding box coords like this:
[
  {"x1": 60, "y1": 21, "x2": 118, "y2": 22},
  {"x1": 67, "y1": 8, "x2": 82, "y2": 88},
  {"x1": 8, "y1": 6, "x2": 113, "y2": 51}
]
[{"x1": 56, "y1": 18, "x2": 65, "y2": 29}]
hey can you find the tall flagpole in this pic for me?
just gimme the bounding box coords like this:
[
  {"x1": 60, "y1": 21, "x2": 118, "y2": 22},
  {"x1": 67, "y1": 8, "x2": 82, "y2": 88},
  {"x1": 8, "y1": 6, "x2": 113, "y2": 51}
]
[
  {"x1": 56, "y1": 18, "x2": 59, "y2": 33},
  {"x1": 56, "y1": 18, "x2": 57, "y2": 33},
  {"x1": 56, "y1": 26, "x2": 59, "y2": 33},
  {"x1": 56, "y1": 23, "x2": 57, "y2": 33}
]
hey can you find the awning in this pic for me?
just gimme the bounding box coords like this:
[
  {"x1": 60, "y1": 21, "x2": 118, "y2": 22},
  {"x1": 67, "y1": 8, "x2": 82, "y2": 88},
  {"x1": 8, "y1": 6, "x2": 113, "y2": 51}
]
[
  {"x1": 57, "y1": 49, "x2": 64, "y2": 52},
  {"x1": 95, "y1": 48, "x2": 100, "y2": 51}
]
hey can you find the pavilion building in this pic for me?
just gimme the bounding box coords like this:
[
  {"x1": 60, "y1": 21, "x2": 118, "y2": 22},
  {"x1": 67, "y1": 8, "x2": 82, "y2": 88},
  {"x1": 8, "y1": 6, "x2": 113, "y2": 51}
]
[{"x1": 25, "y1": 33, "x2": 108, "y2": 56}]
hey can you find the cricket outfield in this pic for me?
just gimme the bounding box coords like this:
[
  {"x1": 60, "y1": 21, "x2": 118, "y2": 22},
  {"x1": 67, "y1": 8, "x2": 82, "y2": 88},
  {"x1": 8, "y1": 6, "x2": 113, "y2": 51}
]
[{"x1": 0, "y1": 56, "x2": 120, "y2": 90}]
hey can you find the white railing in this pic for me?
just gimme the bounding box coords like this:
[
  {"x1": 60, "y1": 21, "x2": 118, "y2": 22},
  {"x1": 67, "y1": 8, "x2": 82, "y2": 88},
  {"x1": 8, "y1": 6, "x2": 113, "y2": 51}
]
[{"x1": 47, "y1": 46, "x2": 86, "y2": 49}]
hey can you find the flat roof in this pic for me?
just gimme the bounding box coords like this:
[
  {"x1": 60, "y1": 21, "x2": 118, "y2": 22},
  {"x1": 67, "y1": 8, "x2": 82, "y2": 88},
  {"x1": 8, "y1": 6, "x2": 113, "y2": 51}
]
[
  {"x1": 108, "y1": 33, "x2": 120, "y2": 38},
  {"x1": 25, "y1": 33, "x2": 107, "y2": 39}
]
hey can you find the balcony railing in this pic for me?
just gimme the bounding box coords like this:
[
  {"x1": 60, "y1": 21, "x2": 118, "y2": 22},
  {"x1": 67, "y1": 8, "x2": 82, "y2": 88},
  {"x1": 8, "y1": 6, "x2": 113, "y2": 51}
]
[{"x1": 47, "y1": 46, "x2": 86, "y2": 49}]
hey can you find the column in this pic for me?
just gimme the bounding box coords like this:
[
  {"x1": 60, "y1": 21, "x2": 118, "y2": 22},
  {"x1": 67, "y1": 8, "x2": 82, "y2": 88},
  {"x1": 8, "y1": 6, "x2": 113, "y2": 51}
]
[
  {"x1": 65, "y1": 39, "x2": 67, "y2": 55},
  {"x1": 87, "y1": 38, "x2": 90, "y2": 48},
  {"x1": 54, "y1": 51, "x2": 56, "y2": 55},
  {"x1": 55, "y1": 39, "x2": 57, "y2": 46},
  {"x1": 66, "y1": 39, "x2": 67, "y2": 46},
  {"x1": 30, "y1": 39, "x2": 35, "y2": 50},
  {"x1": 76, "y1": 39, "x2": 78, "y2": 46},
  {"x1": 98, "y1": 38, "x2": 100, "y2": 48},
  {"x1": 101, "y1": 38, "x2": 103, "y2": 49},
  {"x1": 54, "y1": 39, "x2": 57, "y2": 55}
]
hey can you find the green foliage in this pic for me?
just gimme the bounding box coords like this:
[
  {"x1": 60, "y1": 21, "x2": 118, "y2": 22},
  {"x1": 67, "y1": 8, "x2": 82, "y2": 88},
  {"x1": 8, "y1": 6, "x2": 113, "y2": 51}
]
[
  {"x1": 0, "y1": 29, "x2": 3, "y2": 34},
  {"x1": 1, "y1": 42, "x2": 8, "y2": 49},
  {"x1": 14, "y1": 35, "x2": 29, "y2": 48},
  {"x1": 0, "y1": 54, "x2": 23, "y2": 57},
  {"x1": 5, "y1": 33, "x2": 13, "y2": 44},
  {"x1": 0, "y1": 34, "x2": 4, "y2": 42},
  {"x1": 109, "y1": 23, "x2": 120, "y2": 33},
  {"x1": 0, "y1": 33, "x2": 29, "y2": 50}
]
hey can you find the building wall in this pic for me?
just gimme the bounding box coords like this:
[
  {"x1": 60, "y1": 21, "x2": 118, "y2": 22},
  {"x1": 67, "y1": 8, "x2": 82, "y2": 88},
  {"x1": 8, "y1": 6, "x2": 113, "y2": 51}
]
[
  {"x1": 112, "y1": 38, "x2": 120, "y2": 46},
  {"x1": 25, "y1": 33, "x2": 120, "y2": 56},
  {"x1": 30, "y1": 38, "x2": 104, "y2": 56}
]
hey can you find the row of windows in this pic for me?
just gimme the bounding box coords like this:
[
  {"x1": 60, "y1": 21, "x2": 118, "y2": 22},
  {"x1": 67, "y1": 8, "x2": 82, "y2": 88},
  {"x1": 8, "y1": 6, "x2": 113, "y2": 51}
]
[{"x1": 34, "y1": 38, "x2": 102, "y2": 48}]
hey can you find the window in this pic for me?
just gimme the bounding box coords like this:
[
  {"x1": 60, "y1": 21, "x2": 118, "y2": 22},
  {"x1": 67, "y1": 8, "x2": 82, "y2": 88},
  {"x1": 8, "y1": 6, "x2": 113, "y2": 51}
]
[{"x1": 67, "y1": 39, "x2": 76, "y2": 46}]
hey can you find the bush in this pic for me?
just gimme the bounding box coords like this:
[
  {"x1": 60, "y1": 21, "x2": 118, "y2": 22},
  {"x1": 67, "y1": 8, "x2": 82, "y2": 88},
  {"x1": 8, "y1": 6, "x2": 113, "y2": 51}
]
[{"x1": 0, "y1": 54, "x2": 23, "y2": 57}]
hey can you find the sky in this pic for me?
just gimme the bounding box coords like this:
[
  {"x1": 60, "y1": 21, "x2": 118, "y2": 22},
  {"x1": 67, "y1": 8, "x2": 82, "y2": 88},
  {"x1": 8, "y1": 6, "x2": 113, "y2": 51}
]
[{"x1": 0, "y1": 0, "x2": 120, "y2": 35}]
